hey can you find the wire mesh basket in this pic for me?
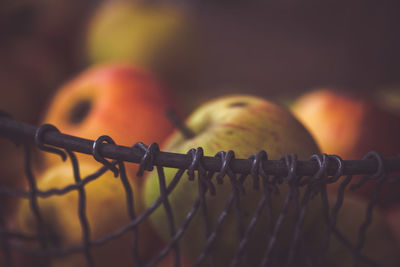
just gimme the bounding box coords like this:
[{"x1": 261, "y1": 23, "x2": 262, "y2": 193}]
[{"x1": 1, "y1": 111, "x2": 400, "y2": 267}]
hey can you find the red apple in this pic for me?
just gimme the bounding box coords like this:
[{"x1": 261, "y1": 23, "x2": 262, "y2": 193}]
[
  {"x1": 41, "y1": 63, "x2": 179, "y2": 185},
  {"x1": 291, "y1": 89, "x2": 400, "y2": 206}
]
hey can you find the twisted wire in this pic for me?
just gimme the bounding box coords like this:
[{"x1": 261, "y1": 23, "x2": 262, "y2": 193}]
[
  {"x1": 230, "y1": 151, "x2": 270, "y2": 267},
  {"x1": 66, "y1": 150, "x2": 94, "y2": 267},
  {"x1": 146, "y1": 149, "x2": 208, "y2": 267},
  {"x1": 354, "y1": 152, "x2": 386, "y2": 267},
  {"x1": 260, "y1": 154, "x2": 299, "y2": 267},
  {"x1": 320, "y1": 155, "x2": 345, "y2": 265},
  {"x1": 117, "y1": 161, "x2": 141, "y2": 267},
  {"x1": 155, "y1": 165, "x2": 180, "y2": 267},
  {"x1": 217, "y1": 151, "x2": 246, "y2": 266},
  {"x1": 197, "y1": 149, "x2": 215, "y2": 267},
  {"x1": 23, "y1": 143, "x2": 49, "y2": 267},
  {"x1": 284, "y1": 154, "x2": 303, "y2": 267},
  {"x1": 134, "y1": 142, "x2": 159, "y2": 177},
  {"x1": 195, "y1": 193, "x2": 235, "y2": 267}
]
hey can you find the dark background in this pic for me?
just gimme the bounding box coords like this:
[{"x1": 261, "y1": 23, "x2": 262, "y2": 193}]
[{"x1": 0, "y1": 0, "x2": 399, "y2": 124}]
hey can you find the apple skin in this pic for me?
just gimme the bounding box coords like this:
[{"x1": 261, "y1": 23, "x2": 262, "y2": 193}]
[
  {"x1": 86, "y1": 1, "x2": 198, "y2": 88},
  {"x1": 12, "y1": 161, "x2": 164, "y2": 267},
  {"x1": 291, "y1": 89, "x2": 400, "y2": 206},
  {"x1": 41, "y1": 63, "x2": 178, "y2": 184},
  {"x1": 144, "y1": 95, "x2": 322, "y2": 266},
  {"x1": 320, "y1": 194, "x2": 400, "y2": 267},
  {"x1": 291, "y1": 88, "x2": 400, "y2": 160}
]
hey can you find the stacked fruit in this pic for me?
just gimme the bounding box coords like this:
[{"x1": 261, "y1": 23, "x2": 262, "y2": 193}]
[{"x1": 1, "y1": 1, "x2": 400, "y2": 267}]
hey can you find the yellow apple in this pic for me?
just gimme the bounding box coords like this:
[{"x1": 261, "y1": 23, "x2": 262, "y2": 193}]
[
  {"x1": 291, "y1": 89, "x2": 400, "y2": 206},
  {"x1": 144, "y1": 95, "x2": 322, "y2": 266},
  {"x1": 86, "y1": 0, "x2": 198, "y2": 88},
  {"x1": 13, "y1": 161, "x2": 164, "y2": 267},
  {"x1": 41, "y1": 63, "x2": 179, "y2": 186}
]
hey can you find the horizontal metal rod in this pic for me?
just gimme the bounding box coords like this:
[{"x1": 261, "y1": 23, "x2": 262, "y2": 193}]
[{"x1": 0, "y1": 116, "x2": 399, "y2": 177}]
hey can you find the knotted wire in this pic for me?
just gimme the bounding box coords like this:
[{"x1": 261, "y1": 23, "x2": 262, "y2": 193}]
[{"x1": 93, "y1": 136, "x2": 142, "y2": 267}]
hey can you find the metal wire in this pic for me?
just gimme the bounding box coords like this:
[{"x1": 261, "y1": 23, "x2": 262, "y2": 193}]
[
  {"x1": 66, "y1": 150, "x2": 94, "y2": 267},
  {"x1": 1, "y1": 116, "x2": 399, "y2": 177},
  {"x1": 0, "y1": 115, "x2": 400, "y2": 267}
]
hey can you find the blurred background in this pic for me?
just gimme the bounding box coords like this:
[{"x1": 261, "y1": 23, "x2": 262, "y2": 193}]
[
  {"x1": 1, "y1": 0, "x2": 399, "y2": 125},
  {"x1": 1, "y1": 0, "x2": 400, "y2": 191}
]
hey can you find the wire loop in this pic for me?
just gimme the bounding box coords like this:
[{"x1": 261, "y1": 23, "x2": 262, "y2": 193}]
[
  {"x1": 326, "y1": 155, "x2": 344, "y2": 183},
  {"x1": 35, "y1": 124, "x2": 67, "y2": 161},
  {"x1": 308, "y1": 154, "x2": 329, "y2": 183},
  {"x1": 283, "y1": 154, "x2": 298, "y2": 184},
  {"x1": 215, "y1": 150, "x2": 235, "y2": 182},
  {"x1": 186, "y1": 148, "x2": 216, "y2": 195},
  {"x1": 215, "y1": 151, "x2": 244, "y2": 195},
  {"x1": 134, "y1": 142, "x2": 159, "y2": 177},
  {"x1": 187, "y1": 147, "x2": 204, "y2": 181},
  {"x1": 248, "y1": 150, "x2": 268, "y2": 190},
  {"x1": 350, "y1": 151, "x2": 384, "y2": 190},
  {"x1": 92, "y1": 135, "x2": 119, "y2": 177}
]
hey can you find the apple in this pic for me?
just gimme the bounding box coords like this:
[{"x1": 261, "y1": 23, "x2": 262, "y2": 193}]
[
  {"x1": 291, "y1": 89, "x2": 400, "y2": 206},
  {"x1": 86, "y1": 0, "x2": 199, "y2": 89},
  {"x1": 41, "y1": 63, "x2": 178, "y2": 183},
  {"x1": 13, "y1": 161, "x2": 164, "y2": 267},
  {"x1": 320, "y1": 194, "x2": 400, "y2": 267},
  {"x1": 291, "y1": 88, "x2": 400, "y2": 160},
  {"x1": 144, "y1": 95, "x2": 322, "y2": 266}
]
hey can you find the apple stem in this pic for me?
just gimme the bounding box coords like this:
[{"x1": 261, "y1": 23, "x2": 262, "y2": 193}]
[{"x1": 166, "y1": 108, "x2": 195, "y2": 139}]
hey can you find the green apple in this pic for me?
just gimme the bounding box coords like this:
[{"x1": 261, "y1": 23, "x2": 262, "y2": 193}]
[
  {"x1": 144, "y1": 95, "x2": 322, "y2": 266},
  {"x1": 321, "y1": 194, "x2": 400, "y2": 267},
  {"x1": 13, "y1": 161, "x2": 164, "y2": 267},
  {"x1": 86, "y1": 0, "x2": 198, "y2": 88}
]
